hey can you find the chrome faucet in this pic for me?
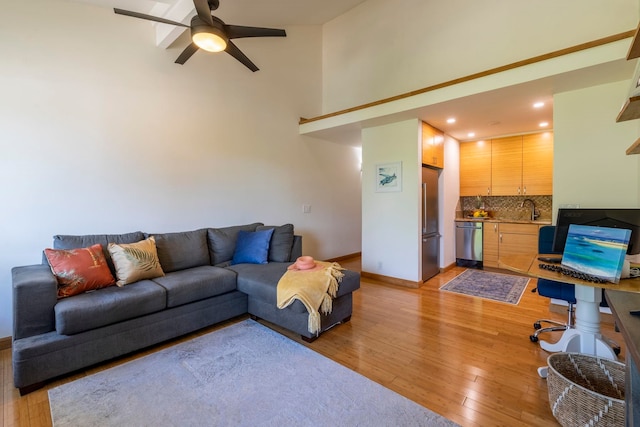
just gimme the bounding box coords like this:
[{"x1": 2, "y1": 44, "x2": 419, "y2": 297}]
[{"x1": 520, "y1": 198, "x2": 538, "y2": 221}]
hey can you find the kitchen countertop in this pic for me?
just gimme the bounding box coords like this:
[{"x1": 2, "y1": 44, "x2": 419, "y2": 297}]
[{"x1": 455, "y1": 218, "x2": 552, "y2": 225}]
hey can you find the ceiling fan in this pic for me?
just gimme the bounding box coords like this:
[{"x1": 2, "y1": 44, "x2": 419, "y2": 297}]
[{"x1": 114, "y1": 0, "x2": 286, "y2": 72}]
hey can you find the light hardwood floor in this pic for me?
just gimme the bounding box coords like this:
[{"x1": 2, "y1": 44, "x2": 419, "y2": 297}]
[{"x1": 2, "y1": 258, "x2": 625, "y2": 426}]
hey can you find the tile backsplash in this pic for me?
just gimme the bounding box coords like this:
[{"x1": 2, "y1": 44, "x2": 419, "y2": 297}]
[{"x1": 458, "y1": 195, "x2": 552, "y2": 222}]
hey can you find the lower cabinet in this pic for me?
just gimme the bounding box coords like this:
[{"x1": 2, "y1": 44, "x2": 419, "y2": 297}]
[
  {"x1": 483, "y1": 222, "x2": 541, "y2": 268},
  {"x1": 483, "y1": 222, "x2": 499, "y2": 268}
]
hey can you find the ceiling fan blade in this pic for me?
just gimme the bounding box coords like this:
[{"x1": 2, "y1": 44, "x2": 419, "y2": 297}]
[
  {"x1": 208, "y1": 0, "x2": 220, "y2": 11},
  {"x1": 192, "y1": 0, "x2": 214, "y2": 26},
  {"x1": 225, "y1": 41, "x2": 259, "y2": 72},
  {"x1": 225, "y1": 25, "x2": 286, "y2": 39},
  {"x1": 175, "y1": 43, "x2": 199, "y2": 65},
  {"x1": 114, "y1": 8, "x2": 190, "y2": 28}
]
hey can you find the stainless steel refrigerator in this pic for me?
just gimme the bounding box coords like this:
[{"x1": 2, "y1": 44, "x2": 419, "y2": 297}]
[{"x1": 422, "y1": 167, "x2": 440, "y2": 281}]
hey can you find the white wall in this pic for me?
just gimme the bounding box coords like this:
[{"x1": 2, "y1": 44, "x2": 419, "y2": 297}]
[
  {"x1": 440, "y1": 135, "x2": 460, "y2": 267},
  {"x1": 361, "y1": 124, "x2": 459, "y2": 279},
  {"x1": 0, "y1": 0, "x2": 362, "y2": 338},
  {"x1": 361, "y1": 119, "x2": 421, "y2": 281},
  {"x1": 553, "y1": 81, "x2": 640, "y2": 212},
  {"x1": 322, "y1": 0, "x2": 638, "y2": 113}
]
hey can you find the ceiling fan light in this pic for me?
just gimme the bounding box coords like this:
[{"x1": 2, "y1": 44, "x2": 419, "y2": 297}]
[{"x1": 193, "y1": 30, "x2": 227, "y2": 52}]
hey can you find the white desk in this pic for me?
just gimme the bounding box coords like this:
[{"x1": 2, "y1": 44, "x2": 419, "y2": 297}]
[
  {"x1": 501, "y1": 255, "x2": 640, "y2": 376},
  {"x1": 536, "y1": 284, "x2": 615, "y2": 358}
]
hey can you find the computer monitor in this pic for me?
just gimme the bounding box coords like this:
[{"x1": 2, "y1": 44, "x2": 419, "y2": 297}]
[
  {"x1": 552, "y1": 208, "x2": 640, "y2": 255},
  {"x1": 561, "y1": 224, "x2": 631, "y2": 283}
]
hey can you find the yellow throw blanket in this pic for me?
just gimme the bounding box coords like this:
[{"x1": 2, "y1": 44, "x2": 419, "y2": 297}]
[{"x1": 276, "y1": 261, "x2": 345, "y2": 335}]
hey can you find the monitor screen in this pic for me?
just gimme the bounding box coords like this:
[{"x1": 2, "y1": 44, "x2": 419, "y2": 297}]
[
  {"x1": 553, "y1": 208, "x2": 640, "y2": 255},
  {"x1": 561, "y1": 224, "x2": 631, "y2": 283}
]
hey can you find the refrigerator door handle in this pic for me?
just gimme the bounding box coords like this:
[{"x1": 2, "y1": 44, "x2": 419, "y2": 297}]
[{"x1": 422, "y1": 182, "x2": 427, "y2": 233}]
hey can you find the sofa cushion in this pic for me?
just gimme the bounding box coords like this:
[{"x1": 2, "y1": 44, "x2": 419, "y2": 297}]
[
  {"x1": 231, "y1": 229, "x2": 274, "y2": 265},
  {"x1": 148, "y1": 229, "x2": 210, "y2": 273},
  {"x1": 256, "y1": 224, "x2": 294, "y2": 262},
  {"x1": 54, "y1": 279, "x2": 166, "y2": 335},
  {"x1": 151, "y1": 265, "x2": 238, "y2": 308},
  {"x1": 44, "y1": 244, "x2": 116, "y2": 298},
  {"x1": 108, "y1": 237, "x2": 165, "y2": 286},
  {"x1": 229, "y1": 263, "x2": 305, "y2": 311},
  {"x1": 229, "y1": 263, "x2": 361, "y2": 314},
  {"x1": 52, "y1": 232, "x2": 146, "y2": 274},
  {"x1": 207, "y1": 223, "x2": 263, "y2": 266}
]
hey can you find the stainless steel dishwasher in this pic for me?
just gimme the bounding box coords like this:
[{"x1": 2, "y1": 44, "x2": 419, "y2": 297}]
[{"x1": 455, "y1": 221, "x2": 483, "y2": 268}]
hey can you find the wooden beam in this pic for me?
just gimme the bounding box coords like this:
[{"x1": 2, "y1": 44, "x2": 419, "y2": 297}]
[
  {"x1": 626, "y1": 137, "x2": 640, "y2": 155},
  {"x1": 153, "y1": 0, "x2": 193, "y2": 49},
  {"x1": 628, "y1": 21, "x2": 640, "y2": 59},
  {"x1": 616, "y1": 95, "x2": 640, "y2": 122}
]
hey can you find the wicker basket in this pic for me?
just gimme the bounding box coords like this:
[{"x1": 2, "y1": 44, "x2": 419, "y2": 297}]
[{"x1": 547, "y1": 353, "x2": 625, "y2": 427}]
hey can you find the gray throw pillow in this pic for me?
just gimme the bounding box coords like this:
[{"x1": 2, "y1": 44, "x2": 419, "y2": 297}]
[
  {"x1": 257, "y1": 224, "x2": 294, "y2": 262},
  {"x1": 150, "y1": 229, "x2": 210, "y2": 273},
  {"x1": 207, "y1": 223, "x2": 263, "y2": 265}
]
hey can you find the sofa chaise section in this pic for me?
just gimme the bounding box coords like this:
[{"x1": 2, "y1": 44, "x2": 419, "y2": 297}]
[{"x1": 228, "y1": 262, "x2": 360, "y2": 341}]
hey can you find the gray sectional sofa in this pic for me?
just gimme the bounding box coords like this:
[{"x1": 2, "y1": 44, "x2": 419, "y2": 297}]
[{"x1": 11, "y1": 223, "x2": 360, "y2": 394}]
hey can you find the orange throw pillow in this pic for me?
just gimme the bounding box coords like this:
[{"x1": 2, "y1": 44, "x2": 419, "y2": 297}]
[{"x1": 45, "y1": 244, "x2": 116, "y2": 298}]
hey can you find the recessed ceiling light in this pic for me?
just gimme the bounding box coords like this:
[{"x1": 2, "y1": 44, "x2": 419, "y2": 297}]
[
  {"x1": 539, "y1": 121, "x2": 549, "y2": 127},
  {"x1": 467, "y1": 132, "x2": 475, "y2": 138},
  {"x1": 533, "y1": 102, "x2": 545, "y2": 108},
  {"x1": 446, "y1": 118, "x2": 456, "y2": 124}
]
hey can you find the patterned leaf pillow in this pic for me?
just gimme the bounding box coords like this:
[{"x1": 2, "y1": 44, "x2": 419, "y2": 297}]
[
  {"x1": 108, "y1": 237, "x2": 165, "y2": 286},
  {"x1": 44, "y1": 243, "x2": 116, "y2": 298}
]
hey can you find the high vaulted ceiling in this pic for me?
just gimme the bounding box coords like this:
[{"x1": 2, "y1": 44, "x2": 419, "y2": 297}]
[
  {"x1": 72, "y1": 0, "x2": 368, "y2": 68},
  {"x1": 69, "y1": 0, "x2": 637, "y2": 143},
  {"x1": 71, "y1": 0, "x2": 368, "y2": 26}
]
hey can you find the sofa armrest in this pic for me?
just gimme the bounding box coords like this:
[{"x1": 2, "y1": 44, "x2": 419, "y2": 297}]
[
  {"x1": 12, "y1": 265, "x2": 58, "y2": 340},
  {"x1": 290, "y1": 235, "x2": 302, "y2": 261}
]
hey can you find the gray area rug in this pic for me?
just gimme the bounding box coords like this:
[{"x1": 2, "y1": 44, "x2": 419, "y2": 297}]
[
  {"x1": 440, "y1": 269, "x2": 529, "y2": 305},
  {"x1": 49, "y1": 320, "x2": 459, "y2": 426}
]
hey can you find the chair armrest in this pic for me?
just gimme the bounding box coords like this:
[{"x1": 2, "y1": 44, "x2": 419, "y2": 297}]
[{"x1": 12, "y1": 265, "x2": 58, "y2": 340}]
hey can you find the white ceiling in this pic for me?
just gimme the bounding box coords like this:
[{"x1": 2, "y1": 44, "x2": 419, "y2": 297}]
[
  {"x1": 416, "y1": 58, "x2": 635, "y2": 142},
  {"x1": 71, "y1": 0, "x2": 369, "y2": 26},
  {"x1": 71, "y1": 0, "x2": 637, "y2": 143}
]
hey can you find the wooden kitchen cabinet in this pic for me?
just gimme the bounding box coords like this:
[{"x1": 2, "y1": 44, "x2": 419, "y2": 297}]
[
  {"x1": 491, "y1": 136, "x2": 523, "y2": 196},
  {"x1": 522, "y1": 132, "x2": 553, "y2": 195},
  {"x1": 492, "y1": 133, "x2": 554, "y2": 196},
  {"x1": 460, "y1": 132, "x2": 553, "y2": 196},
  {"x1": 460, "y1": 140, "x2": 491, "y2": 196},
  {"x1": 422, "y1": 122, "x2": 444, "y2": 168},
  {"x1": 496, "y1": 223, "x2": 541, "y2": 268},
  {"x1": 483, "y1": 222, "x2": 541, "y2": 268},
  {"x1": 483, "y1": 222, "x2": 500, "y2": 268}
]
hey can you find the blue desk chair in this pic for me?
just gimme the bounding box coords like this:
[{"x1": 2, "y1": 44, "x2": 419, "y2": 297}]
[{"x1": 529, "y1": 226, "x2": 576, "y2": 343}]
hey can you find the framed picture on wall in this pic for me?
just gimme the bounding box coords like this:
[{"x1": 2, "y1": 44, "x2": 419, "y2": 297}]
[{"x1": 375, "y1": 162, "x2": 402, "y2": 192}]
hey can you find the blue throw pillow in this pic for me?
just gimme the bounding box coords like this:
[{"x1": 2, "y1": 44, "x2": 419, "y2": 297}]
[{"x1": 231, "y1": 229, "x2": 274, "y2": 265}]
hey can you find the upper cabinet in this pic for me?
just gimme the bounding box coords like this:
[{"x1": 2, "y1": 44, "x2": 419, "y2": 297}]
[
  {"x1": 422, "y1": 122, "x2": 444, "y2": 168},
  {"x1": 491, "y1": 136, "x2": 523, "y2": 196},
  {"x1": 522, "y1": 132, "x2": 554, "y2": 195},
  {"x1": 460, "y1": 132, "x2": 553, "y2": 197},
  {"x1": 460, "y1": 140, "x2": 492, "y2": 196}
]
